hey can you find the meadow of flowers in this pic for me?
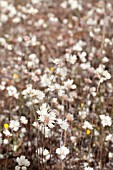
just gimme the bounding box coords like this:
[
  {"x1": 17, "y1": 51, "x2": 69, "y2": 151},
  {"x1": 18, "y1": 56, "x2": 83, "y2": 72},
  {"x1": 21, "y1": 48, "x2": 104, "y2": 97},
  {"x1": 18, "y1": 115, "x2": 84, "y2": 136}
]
[{"x1": 0, "y1": 0, "x2": 113, "y2": 169}]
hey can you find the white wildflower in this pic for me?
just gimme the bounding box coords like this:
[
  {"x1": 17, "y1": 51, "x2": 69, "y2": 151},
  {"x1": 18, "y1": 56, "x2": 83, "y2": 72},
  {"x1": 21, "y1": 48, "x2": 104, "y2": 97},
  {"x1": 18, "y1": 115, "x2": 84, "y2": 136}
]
[
  {"x1": 3, "y1": 139, "x2": 9, "y2": 145},
  {"x1": 105, "y1": 134, "x2": 113, "y2": 142},
  {"x1": 95, "y1": 65, "x2": 111, "y2": 83},
  {"x1": 37, "y1": 104, "x2": 56, "y2": 128},
  {"x1": 37, "y1": 148, "x2": 50, "y2": 162},
  {"x1": 20, "y1": 116, "x2": 28, "y2": 124},
  {"x1": 57, "y1": 119, "x2": 69, "y2": 131},
  {"x1": 15, "y1": 155, "x2": 30, "y2": 170},
  {"x1": 100, "y1": 115, "x2": 112, "y2": 127},
  {"x1": 65, "y1": 53, "x2": 77, "y2": 64},
  {"x1": 7, "y1": 86, "x2": 19, "y2": 99},
  {"x1": 56, "y1": 146, "x2": 69, "y2": 160},
  {"x1": 64, "y1": 79, "x2": 76, "y2": 89},
  {"x1": 39, "y1": 125, "x2": 51, "y2": 138},
  {"x1": 9, "y1": 120, "x2": 20, "y2": 131},
  {"x1": 3, "y1": 130, "x2": 12, "y2": 136},
  {"x1": 82, "y1": 121, "x2": 93, "y2": 130}
]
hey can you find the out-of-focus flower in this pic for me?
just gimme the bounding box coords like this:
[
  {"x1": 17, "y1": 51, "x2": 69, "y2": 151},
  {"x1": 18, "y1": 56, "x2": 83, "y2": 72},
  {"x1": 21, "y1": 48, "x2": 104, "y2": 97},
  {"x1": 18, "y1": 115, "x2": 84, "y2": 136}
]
[
  {"x1": 108, "y1": 152, "x2": 113, "y2": 159},
  {"x1": 40, "y1": 74, "x2": 53, "y2": 87},
  {"x1": 7, "y1": 86, "x2": 19, "y2": 99},
  {"x1": 84, "y1": 167, "x2": 94, "y2": 170},
  {"x1": 39, "y1": 125, "x2": 51, "y2": 138},
  {"x1": 3, "y1": 139, "x2": 9, "y2": 145},
  {"x1": 13, "y1": 73, "x2": 19, "y2": 79},
  {"x1": 15, "y1": 155, "x2": 30, "y2": 170},
  {"x1": 56, "y1": 146, "x2": 69, "y2": 160},
  {"x1": 52, "y1": 58, "x2": 62, "y2": 65},
  {"x1": 100, "y1": 115, "x2": 112, "y2": 127},
  {"x1": 4, "y1": 123, "x2": 9, "y2": 130},
  {"x1": 79, "y1": 108, "x2": 89, "y2": 119},
  {"x1": 56, "y1": 67, "x2": 67, "y2": 80},
  {"x1": 105, "y1": 134, "x2": 113, "y2": 142},
  {"x1": 50, "y1": 67, "x2": 54, "y2": 73},
  {"x1": 70, "y1": 136, "x2": 76, "y2": 143},
  {"x1": 3, "y1": 130, "x2": 12, "y2": 136},
  {"x1": 0, "y1": 81, "x2": 6, "y2": 90},
  {"x1": 0, "y1": 133, "x2": 2, "y2": 145},
  {"x1": 32, "y1": 121, "x2": 39, "y2": 129},
  {"x1": 86, "y1": 129, "x2": 91, "y2": 135},
  {"x1": 37, "y1": 148, "x2": 50, "y2": 162},
  {"x1": 0, "y1": 154, "x2": 4, "y2": 159},
  {"x1": 66, "y1": 113, "x2": 74, "y2": 122},
  {"x1": 82, "y1": 121, "x2": 93, "y2": 130},
  {"x1": 9, "y1": 120, "x2": 20, "y2": 131},
  {"x1": 65, "y1": 53, "x2": 77, "y2": 64},
  {"x1": 57, "y1": 119, "x2": 69, "y2": 131},
  {"x1": 27, "y1": 53, "x2": 39, "y2": 68},
  {"x1": 95, "y1": 65, "x2": 111, "y2": 83},
  {"x1": 64, "y1": 79, "x2": 76, "y2": 89},
  {"x1": 20, "y1": 116, "x2": 28, "y2": 124},
  {"x1": 31, "y1": 0, "x2": 42, "y2": 4}
]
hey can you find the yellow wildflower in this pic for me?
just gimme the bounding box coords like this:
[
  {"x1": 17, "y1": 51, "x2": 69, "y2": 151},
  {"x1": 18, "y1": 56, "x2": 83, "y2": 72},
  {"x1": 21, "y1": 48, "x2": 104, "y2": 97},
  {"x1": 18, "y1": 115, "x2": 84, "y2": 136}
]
[
  {"x1": 4, "y1": 123, "x2": 9, "y2": 130},
  {"x1": 13, "y1": 73, "x2": 19, "y2": 79},
  {"x1": 50, "y1": 67, "x2": 54, "y2": 72},
  {"x1": 81, "y1": 103, "x2": 84, "y2": 108},
  {"x1": 86, "y1": 129, "x2": 91, "y2": 135}
]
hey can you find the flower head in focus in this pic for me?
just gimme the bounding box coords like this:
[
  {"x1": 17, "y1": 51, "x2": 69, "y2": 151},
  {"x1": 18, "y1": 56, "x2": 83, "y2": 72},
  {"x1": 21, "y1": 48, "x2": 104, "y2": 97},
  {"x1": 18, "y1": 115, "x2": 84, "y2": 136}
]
[{"x1": 37, "y1": 103, "x2": 56, "y2": 128}]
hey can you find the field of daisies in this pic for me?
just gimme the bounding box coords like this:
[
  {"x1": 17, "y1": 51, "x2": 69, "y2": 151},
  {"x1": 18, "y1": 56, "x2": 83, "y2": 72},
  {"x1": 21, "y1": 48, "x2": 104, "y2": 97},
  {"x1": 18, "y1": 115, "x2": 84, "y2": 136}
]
[{"x1": 0, "y1": 0, "x2": 113, "y2": 170}]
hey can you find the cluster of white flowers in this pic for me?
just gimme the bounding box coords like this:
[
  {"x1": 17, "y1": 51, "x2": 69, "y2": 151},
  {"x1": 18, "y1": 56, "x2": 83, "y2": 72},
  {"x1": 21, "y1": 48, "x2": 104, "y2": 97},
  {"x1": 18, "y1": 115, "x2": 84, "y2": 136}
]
[
  {"x1": 0, "y1": 0, "x2": 113, "y2": 169},
  {"x1": 79, "y1": 108, "x2": 89, "y2": 119},
  {"x1": 56, "y1": 67, "x2": 68, "y2": 80},
  {"x1": 27, "y1": 53, "x2": 39, "y2": 68},
  {"x1": 64, "y1": 79, "x2": 76, "y2": 90},
  {"x1": 100, "y1": 115, "x2": 112, "y2": 127},
  {"x1": 60, "y1": 0, "x2": 82, "y2": 10},
  {"x1": 15, "y1": 155, "x2": 30, "y2": 170},
  {"x1": 22, "y1": 84, "x2": 45, "y2": 106},
  {"x1": 82, "y1": 121, "x2": 93, "y2": 130},
  {"x1": 6, "y1": 86, "x2": 19, "y2": 99},
  {"x1": 37, "y1": 148, "x2": 50, "y2": 163},
  {"x1": 65, "y1": 53, "x2": 77, "y2": 64},
  {"x1": 95, "y1": 65, "x2": 111, "y2": 83},
  {"x1": 40, "y1": 73, "x2": 54, "y2": 87}
]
